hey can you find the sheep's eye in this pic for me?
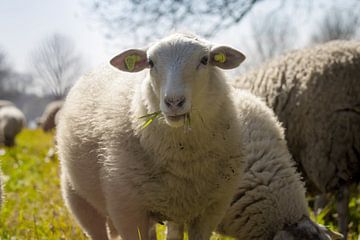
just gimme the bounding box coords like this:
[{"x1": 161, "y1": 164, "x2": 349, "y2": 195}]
[
  {"x1": 148, "y1": 59, "x2": 154, "y2": 68},
  {"x1": 200, "y1": 56, "x2": 208, "y2": 65}
]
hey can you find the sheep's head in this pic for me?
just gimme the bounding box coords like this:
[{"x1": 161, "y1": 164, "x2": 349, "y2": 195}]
[
  {"x1": 273, "y1": 216, "x2": 343, "y2": 240},
  {"x1": 110, "y1": 33, "x2": 245, "y2": 128}
]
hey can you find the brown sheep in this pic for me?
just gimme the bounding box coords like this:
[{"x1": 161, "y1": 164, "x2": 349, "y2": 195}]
[
  {"x1": 234, "y1": 40, "x2": 360, "y2": 238},
  {"x1": 37, "y1": 100, "x2": 63, "y2": 132}
]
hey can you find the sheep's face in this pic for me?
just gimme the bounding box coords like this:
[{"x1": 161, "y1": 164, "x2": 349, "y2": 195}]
[
  {"x1": 273, "y1": 217, "x2": 343, "y2": 240},
  {"x1": 110, "y1": 33, "x2": 245, "y2": 128},
  {"x1": 146, "y1": 36, "x2": 211, "y2": 128}
]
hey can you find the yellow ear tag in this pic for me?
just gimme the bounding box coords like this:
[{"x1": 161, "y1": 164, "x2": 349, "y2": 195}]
[
  {"x1": 125, "y1": 55, "x2": 141, "y2": 71},
  {"x1": 214, "y1": 53, "x2": 226, "y2": 63}
]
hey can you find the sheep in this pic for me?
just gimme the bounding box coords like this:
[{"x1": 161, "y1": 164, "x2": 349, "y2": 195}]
[
  {"x1": 0, "y1": 100, "x2": 14, "y2": 109},
  {"x1": 217, "y1": 90, "x2": 342, "y2": 240},
  {"x1": 0, "y1": 169, "x2": 2, "y2": 209},
  {"x1": 37, "y1": 100, "x2": 63, "y2": 132},
  {"x1": 0, "y1": 100, "x2": 13, "y2": 206},
  {"x1": 164, "y1": 91, "x2": 342, "y2": 240},
  {"x1": 233, "y1": 40, "x2": 360, "y2": 238},
  {"x1": 57, "y1": 33, "x2": 247, "y2": 240},
  {"x1": 0, "y1": 104, "x2": 26, "y2": 147}
]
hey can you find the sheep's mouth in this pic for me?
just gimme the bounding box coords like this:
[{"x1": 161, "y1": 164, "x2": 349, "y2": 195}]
[
  {"x1": 165, "y1": 114, "x2": 186, "y2": 122},
  {"x1": 164, "y1": 112, "x2": 191, "y2": 129}
]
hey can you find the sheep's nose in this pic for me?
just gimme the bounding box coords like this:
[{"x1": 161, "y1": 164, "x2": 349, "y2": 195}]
[{"x1": 164, "y1": 96, "x2": 186, "y2": 109}]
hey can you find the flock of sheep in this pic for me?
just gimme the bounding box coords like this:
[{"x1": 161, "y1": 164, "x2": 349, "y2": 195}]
[{"x1": 0, "y1": 33, "x2": 359, "y2": 240}]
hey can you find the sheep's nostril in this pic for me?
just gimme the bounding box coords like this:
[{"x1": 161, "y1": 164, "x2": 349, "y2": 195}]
[
  {"x1": 164, "y1": 96, "x2": 186, "y2": 109},
  {"x1": 165, "y1": 98, "x2": 171, "y2": 107},
  {"x1": 177, "y1": 97, "x2": 185, "y2": 107}
]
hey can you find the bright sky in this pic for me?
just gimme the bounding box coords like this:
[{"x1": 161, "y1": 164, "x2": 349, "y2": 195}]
[
  {"x1": 0, "y1": 0, "x2": 110, "y2": 73},
  {"x1": 0, "y1": 0, "x2": 251, "y2": 74},
  {"x1": 0, "y1": 0, "x2": 284, "y2": 74},
  {"x1": 0, "y1": 0, "x2": 354, "y2": 75}
]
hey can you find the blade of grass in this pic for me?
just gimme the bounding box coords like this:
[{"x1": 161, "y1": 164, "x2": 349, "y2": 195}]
[
  {"x1": 183, "y1": 113, "x2": 192, "y2": 132},
  {"x1": 141, "y1": 117, "x2": 155, "y2": 129},
  {"x1": 137, "y1": 227, "x2": 142, "y2": 240},
  {"x1": 139, "y1": 111, "x2": 161, "y2": 119},
  {"x1": 139, "y1": 111, "x2": 161, "y2": 129}
]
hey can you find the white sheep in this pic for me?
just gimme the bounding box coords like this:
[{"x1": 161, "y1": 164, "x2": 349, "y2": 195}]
[
  {"x1": 234, "y1": 40, "x2": 360, "y2": 238},
  {"x1": 57, "y1": 33, "x2": 246, "y2": 240},
  {"x1": 37, "y1": 100, "x2": 63, "y2": 132},
  {"x1": 0, "y1": 104, "x2": 26, "y2": 147},
  {"x1": 165, "y1": 91, "x2": 342, "y2": 240},
  {"x1": 0, "y1": 100, "x2": 14, "y2": 109},
  {"x1": 217, "y1": 92, "x2": 342, "y2": 240}
]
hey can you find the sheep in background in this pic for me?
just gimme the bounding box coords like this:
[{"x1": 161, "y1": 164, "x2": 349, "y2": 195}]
[
  {"x1": 0, "y1": 100, "x2": 16, "y2": 208},
  {"x1": 0, "y1": 169, "x2": 2, "y2": 209},
  {"x1": 0, "y1": 100, "x2": 14, "y2": 109},
  {"x1": 234, "y1": 40, "x2": 360, "y2": 239},
  {"x1": 37, "y1": 100, "x2": 63, "y2": 132},
  {"x1": 57, "y1": 33, "x2": 247, "y2": 240},
  {"x1": 36, "y1": 100, "x2": 64, "y2": 161},
  {"x1": 0, "y1": 104, "x2": 26, "y2": 147}
]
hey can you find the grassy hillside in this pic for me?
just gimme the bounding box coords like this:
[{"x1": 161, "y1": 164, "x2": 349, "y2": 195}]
[{"x1": 0, "y1": 129, "x2": 358, "y2": 239}]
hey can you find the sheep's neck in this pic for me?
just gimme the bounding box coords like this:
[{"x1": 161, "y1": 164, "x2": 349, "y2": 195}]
[{"x1": 133, "y1": 75, "x2": 236, "y2": 159}]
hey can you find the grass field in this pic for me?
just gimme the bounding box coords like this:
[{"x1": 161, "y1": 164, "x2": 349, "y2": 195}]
[{"x1": 0, "y1": 129, "x2": 359, "y2": 239}]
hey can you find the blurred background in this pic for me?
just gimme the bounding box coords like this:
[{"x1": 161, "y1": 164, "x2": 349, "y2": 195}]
[{"x1": 1, "y1": 0, "x2": 359, "y2": 128}]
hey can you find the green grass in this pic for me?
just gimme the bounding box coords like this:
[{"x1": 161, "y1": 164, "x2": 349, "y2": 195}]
[
  {"x1": 0, "y1": 129, "x2": 86, "y2": 239},
  {"x1": 308, "y1": 192, "x2": 360, "y2": 240},
  {"x1": 0, "y1": 129, "x2": 359, "y2": 239}
]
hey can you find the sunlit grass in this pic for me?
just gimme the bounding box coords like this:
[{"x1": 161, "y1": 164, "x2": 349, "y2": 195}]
[
  {"x1": 0, "y1": 129, "x2": 86, "y2": 239},
  {"x1": 308, "y1": 193, "x2": 360, "y2": 240}
]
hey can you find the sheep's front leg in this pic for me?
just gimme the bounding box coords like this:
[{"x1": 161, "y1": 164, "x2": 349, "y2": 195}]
[
  {"x1": 337, "y1": 185, "x2": 350, "y2": 240},
  {"x1": 62, "y1": 177, "x2": 109, "y2": 240},
  {"x1": 105, "y1": 184, "x2": 151, "y2": 240},
  {"x1": 188, "y1": 203, "x2": 226, "y2": 240},
  {"x1": 108, "y1": 204, "x2": 151, "y2": 240}
]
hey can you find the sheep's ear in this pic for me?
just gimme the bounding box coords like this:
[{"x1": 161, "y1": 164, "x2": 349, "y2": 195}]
[
  {"x1": 110, "y1": 49, "x2": 148, "y2": 72},
  {"x1": 210, "y1": 46, "x2": 245, "y2": 69}
]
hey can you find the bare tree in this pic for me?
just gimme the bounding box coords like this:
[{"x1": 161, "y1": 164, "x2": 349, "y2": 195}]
[
  {"x1": 0, "y1": 48, "x2": 35, "y2": 96},
  {"x1": 0, "y1": 49, "x2": 12, "y2": 94},
  {"x1": 6, "y1": 72, "x2": 34, "y2": 94},
  {"x1": 29, "y1": 34, "x2": 83, "y2": 99},
  {"x1": 243, "y1": 12, "x2": 297, "y2": 69},
  {"x1": 311, "y1": 5, "x2": 360, "y2": 44},
  {"x1": 90, "y1": 0, "x2": 264, "y2": 41},
  {"x1": 88, "y1": 0, "x2": 360, "y2": 47}
]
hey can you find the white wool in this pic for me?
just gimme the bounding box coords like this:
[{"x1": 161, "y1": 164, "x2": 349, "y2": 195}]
[
  {"x1": 164, "y1": 90, "x2": 340, "y2": 239},
  {"x1": 57, "y1": 34, "x2": 244, "y2": 240},
  {"x1": 57, "y1": 34, "x2": 341, "y2": 240},
  {"x1": 0, "y1": 105, "x2": 26, "y2": 147},
  {"x1": 218, "y1": 90, "x2": 309, "y2": 239}
]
